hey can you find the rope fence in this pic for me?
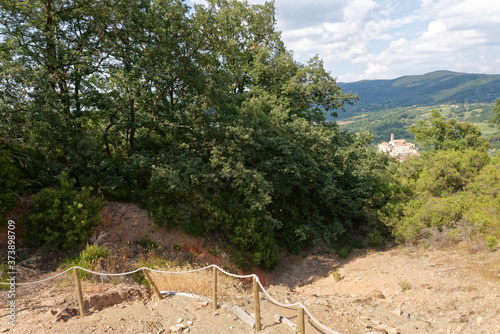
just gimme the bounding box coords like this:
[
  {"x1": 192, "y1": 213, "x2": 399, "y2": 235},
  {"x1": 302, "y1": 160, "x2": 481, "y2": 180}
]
[{"x1": 1, "y1": 264, "x2": 342, "y2": 334}]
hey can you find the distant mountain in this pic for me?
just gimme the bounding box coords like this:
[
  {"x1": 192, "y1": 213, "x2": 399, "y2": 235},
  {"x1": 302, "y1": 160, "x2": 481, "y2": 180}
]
[{"x1": 338, "y1": 70, "x2": 500, "y2": 112}]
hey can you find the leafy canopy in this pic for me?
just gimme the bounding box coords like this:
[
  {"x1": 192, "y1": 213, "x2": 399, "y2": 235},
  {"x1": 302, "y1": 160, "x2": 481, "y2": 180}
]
[{"x1": 409, "y1": 109, "x2": 489, "y2": 151}]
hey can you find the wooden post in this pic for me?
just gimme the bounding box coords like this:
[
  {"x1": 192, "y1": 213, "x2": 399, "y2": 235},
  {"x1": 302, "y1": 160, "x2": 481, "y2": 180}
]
[
  {"x1": 213, "y1": 266, "x2": 218, "y2": 310},
  {"x1": 73, "y1": 268, "x2": 85, "y2": 317},
  {"x1": 253, "y1": 276, "x2": 261, "y2": 332},
  {"x1": 298, "y1": 307, "x2": 305, "y2": 334},
  {"x1": 143, "y1": 269, "x2": 163, "y2": 300}
]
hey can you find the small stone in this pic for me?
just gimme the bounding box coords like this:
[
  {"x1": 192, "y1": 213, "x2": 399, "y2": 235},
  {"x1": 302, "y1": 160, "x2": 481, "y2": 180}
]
[
  {"x1": 369, "y1": 290, "x2": 386, "y2": 299},
  {"x1": 476, "y1": 316, "x2": 483, "y2": 326},
  {"x1": 187, "y1": 321, "x2": 193, "y2": 326},
  {"x1": 1, "y1": 328, "x2": 10, "y2": 333},
  {"x1": 169, "y1": 324, "x2": 187, "y2": 333},
  {"x1": 392, "y1": 307, "x2": 402, "y2": 316},
  {"x1": 213, "y1": 311, "x2": 219, "y2": 316},
  {"x1": 177, "y1": 318, "x2": 183, "y2": 324},
  {"x1": 195, "y1": 302, "x2": 208, "y2": 309},
  {"x1": 387, "y1": 327, "x2": 398, "y2": 334}
]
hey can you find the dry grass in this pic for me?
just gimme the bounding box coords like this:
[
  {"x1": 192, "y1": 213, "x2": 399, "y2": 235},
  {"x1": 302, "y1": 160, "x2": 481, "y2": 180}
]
[{"x1": 149, "y1": 264, "x2": 250, "y2": 305}]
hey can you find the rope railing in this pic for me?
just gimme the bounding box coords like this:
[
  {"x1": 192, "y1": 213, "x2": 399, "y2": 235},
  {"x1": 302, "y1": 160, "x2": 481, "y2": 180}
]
[{"x1": 1, "y1": 264, "x2": 342, "y2": 334}]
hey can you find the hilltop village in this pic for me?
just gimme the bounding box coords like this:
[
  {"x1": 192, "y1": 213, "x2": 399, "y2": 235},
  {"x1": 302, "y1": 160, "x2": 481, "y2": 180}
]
[{"x1": 377, "y1": 134, "x2": 420, "y2": 161}]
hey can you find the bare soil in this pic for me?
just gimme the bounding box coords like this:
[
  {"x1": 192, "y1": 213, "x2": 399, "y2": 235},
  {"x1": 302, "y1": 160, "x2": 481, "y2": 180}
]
[{"x1": 1, "y1": 202, "x2": 499, "y2": 334}]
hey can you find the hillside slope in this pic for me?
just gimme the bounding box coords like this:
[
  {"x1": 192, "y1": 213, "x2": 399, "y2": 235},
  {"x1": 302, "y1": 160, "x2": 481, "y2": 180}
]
[
  {"x1": 338, "y1": 70, "x2": 500, "y2": 112},
  {"x1": 1, "y1": 202, "x2": 499, "y2": 333}
]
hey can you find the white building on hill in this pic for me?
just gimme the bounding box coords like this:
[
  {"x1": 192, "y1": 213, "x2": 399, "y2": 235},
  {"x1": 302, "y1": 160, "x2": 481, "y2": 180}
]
[{"x1": 378, "y1": 134, "x2": 419, "y2": 162}]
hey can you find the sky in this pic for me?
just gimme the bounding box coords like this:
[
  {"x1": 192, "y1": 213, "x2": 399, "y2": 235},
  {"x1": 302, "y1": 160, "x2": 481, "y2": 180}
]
[{"x1": 188, "y1": 0, "x2": 500, "y2": 82}]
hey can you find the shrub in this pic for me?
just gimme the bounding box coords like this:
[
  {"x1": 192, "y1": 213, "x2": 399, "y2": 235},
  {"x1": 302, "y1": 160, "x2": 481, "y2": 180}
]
[
  {"x1": 208, "y1": 247, "x2": 222, "y2": 256},
  {"x1": 486, "y1": 235, "x2": 498, "y2": 251},
  {"x1": 149, "y1": 205, "x2": 183, "y2": 228},
  {"x1": 25, "y1": 172, "x2": 105, "y2": 251},
  {"x1": 366, "y1": 230, "x2": 385, "y2": 248},
  {"x1": 332, "y1": 268, "x2": 343, "y2": 282},
  {"x1": 62, "y1": 243, "x2": 109, "y2": 279},
  {"x1": 137, "y1": 237, "x2": 159, "y2": 251},
  {"x1": 0, "y1": 262, "x2": 11, "y2": 290},
  {"x1": 398, "y1": 280, "x2": 412, "y2": 291},
  {"x1": 185, "y1": 216, "x2": 205, "y2": 237},
  {"x1": 337, "y1": 245, "x2": 353, "y2": 258},
  {"x1": 0, "y1": 154, "x2": 25, "y2": 216},
  {"x1": 131, "y1": 250, "x2": 166, "y2": 288}
]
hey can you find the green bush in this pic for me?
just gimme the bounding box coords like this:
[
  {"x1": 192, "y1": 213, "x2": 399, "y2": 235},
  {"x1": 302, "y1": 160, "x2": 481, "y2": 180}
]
[
  {"x1": 185, "y1": 216, "x2": 205, "y2": 237},
  {"x1": 25, "y1": 172, "x2": 105, "y2": 251},
  {"x1": 337, "y1": 245, "x2": 353, "y2": 258},
  {"x1": 204, "y1": 202, "x2": 278, "y2": 269},
  {"x1": 486, "y1": 235, "x2": 498, "y2": 251},
  {"x1": 366, "y1": 230, "x2": 385, "y2": 248},
  {"x1": 0, "y1": 154, "x2": 25, "y2": 216},
  {"x1": 137, "y1": 237, "x2": 159, "y2": 250},
  {"x1": 149, "y1": 205, "x2": 183, "y2": 228},
  {"x1": 62, "y1": 243, "x2": 109, "y2": 279},
  {"x1": 0, "y1": 262, "x2": 11, "y2": 290},
  {"x1": 398, "y1": 280, "x2": 412, "y2": 291}
]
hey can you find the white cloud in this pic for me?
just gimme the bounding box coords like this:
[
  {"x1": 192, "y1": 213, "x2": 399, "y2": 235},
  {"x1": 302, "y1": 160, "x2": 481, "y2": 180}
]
[{"x1": 187, "y1": 0, "x2": 500, "y2": 81}]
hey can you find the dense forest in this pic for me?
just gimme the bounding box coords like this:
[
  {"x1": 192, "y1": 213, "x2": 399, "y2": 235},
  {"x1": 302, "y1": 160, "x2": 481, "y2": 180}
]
[{"x1": 1, "y1": 0, "x2": 499, "y2": 271}]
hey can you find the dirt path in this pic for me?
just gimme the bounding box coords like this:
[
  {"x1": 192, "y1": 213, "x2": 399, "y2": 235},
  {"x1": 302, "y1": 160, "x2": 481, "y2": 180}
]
[{"x1": 1, "y1": 202, "x2": 499, "y2": 334}]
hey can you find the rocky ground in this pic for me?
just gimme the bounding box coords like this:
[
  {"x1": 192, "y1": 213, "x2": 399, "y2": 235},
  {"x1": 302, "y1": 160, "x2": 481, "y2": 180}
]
[{"x1": 1, "y1": 202, "x2": 499, "y2": 334}]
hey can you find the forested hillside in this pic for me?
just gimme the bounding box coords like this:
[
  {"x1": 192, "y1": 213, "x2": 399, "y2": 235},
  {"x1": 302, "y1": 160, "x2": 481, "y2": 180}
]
[
  {"x1": 337, "y1": 70, "x2": 500, "y2": 112},
  {"x1": 337, "y1": 102, "x2": 500, "y2": 146},
  {"x1": 1, "y1": 0, "x2": 499, "y2": 272}
]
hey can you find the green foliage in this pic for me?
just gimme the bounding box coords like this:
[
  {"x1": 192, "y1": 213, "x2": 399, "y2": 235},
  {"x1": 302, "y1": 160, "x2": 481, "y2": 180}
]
[
  {"x1": 185, "y1": 217, "x2": 205, "y2": 237},
  {"x1": 339, "y1": 102, "x2": 499, "y2": 146},
  {"x1": 62, "y1": 243, "x2": 109, "y2": 279},
  {"x1": 332, "y1": 268, "x2": 343, "y2": 282},
  {"x1": 486, "y1": 236, "x2": 498, "y2": 251},
  {"x1": 490, "y1": 98, "x2": 500, "y2": 127},
  {"x1": 137, "y1": 237, "x2": 159, "y2": 251},
  {"x1": 409, "y1": 109, "x2": 490, "y2": 151},
  {"x1": 366, "y1": 230, "x2": 385, "y2": 248},
  {"x1": 0, "y1": 154, "x2": 24, "y2": 215},
  {"x1": 337, "y1": 245, "x2": 353, "y2": 258},
  {"x1": 205, "y1": 203, "x2": 279, "y2": 269},
  {"x1": 131, "y1": 251, "x2": 166, "y2": 288},
  {"x1": 413, "y1": 149, "x2": 490, "y2": 196},
  {"x1": 398, "y1": 280, "x2": 412, "y2": 291},
  {"x1": 0, "y1": 0, "x2": 394, "y2": 267},
  {"x1": 149, "y1": 205, "x2": 184, "y2": 228},
  {"x1": 383, "y1": 146, "x2": 499, "y2": 245},
  {"x1": 0, "y1": 262, "x2": 11, "y2": 290},
  {"x1": 25, "y1": 173, "x2": 105, "y2": 251},
  {"x1": 208, "y1": 247, "x2": 222, "y2": 256},
  {"x1": 338, "y1": 71, "x2": 500, "y2": 113}
]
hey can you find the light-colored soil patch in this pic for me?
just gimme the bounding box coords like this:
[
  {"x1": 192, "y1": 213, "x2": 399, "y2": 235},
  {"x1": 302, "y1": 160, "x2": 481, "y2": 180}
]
[{"x1": 2, "y1": 202, "x2": 500, "y2": 333}]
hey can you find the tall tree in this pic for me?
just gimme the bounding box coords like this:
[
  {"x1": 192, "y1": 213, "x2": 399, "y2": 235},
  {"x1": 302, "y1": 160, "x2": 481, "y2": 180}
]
[
  {"x1": 490, "y1": 98, "x2": 500, "y2": 127},
  {"x1": 409, "y1": 109, "x2": 489, "y2": 151}
]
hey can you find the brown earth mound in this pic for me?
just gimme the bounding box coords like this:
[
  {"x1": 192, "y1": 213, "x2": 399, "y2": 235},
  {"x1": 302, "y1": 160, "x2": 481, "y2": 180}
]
[{"x1": 1, "y1": 202, "x2": 499, "y2": 333}]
